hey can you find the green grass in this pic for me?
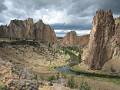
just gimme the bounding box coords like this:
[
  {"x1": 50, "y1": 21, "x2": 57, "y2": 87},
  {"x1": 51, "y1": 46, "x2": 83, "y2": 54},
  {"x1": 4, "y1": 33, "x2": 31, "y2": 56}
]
[
  {"x1": 71, "y1": 65, "x2": 120, "y2": 85},
  {"x1": 0, "y1": 84, "x2": 6, "y2": 90},
  {"x1": 67, "y1": 76, "x2": 78, "y2": 88},
  {"x1": 47, "y1": 75, "x2": 57, "y2": 81},
  {"x1": 61, "y1": 47, "x2": 82, "y2": 65},
  {"x1": 79, "y1": 81, "x2": 91, "y2": 90}
]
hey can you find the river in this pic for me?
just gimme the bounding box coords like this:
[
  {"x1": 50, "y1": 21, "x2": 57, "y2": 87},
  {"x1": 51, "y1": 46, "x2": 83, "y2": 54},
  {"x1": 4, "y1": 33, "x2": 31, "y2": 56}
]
[{"x1": 56, "y1": 65, "x2": 120, "y2": 79}]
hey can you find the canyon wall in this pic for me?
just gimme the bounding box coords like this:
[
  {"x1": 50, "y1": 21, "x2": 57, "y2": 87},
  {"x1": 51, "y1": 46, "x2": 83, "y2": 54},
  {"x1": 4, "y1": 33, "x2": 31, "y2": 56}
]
[
  {"x1": 77, "y1": 34, "x2": 90, "y2": 47},
  {"x1": 0, "y1": 18, "x2": 57, "y2": 44},
  {"x1": 86, "y1": 10, "x2": 120, "y2": 70},
  {"x1": 61, "y1": 31, "x2": 77, "y2": 46},
  {"x1": 61, "y1": 31, "x2": 89, "y2": 47}
]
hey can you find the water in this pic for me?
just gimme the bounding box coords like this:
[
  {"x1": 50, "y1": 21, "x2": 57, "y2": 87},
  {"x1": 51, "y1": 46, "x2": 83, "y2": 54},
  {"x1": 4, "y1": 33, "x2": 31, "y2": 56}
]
[
  {"x1": 56, "y1": 65, "x2": 76, "y2": 75},
  {"x1": 56, "y1": 65, "x2": 120, "y2": 79}
]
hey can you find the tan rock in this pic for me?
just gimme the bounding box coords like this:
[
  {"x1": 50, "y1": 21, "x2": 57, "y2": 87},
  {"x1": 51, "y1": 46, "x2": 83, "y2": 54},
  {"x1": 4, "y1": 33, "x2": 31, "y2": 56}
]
[
  {"x1": 61, "y1": 31, "x2": 89, "y2": 47},
  {"x1": 86, "y1": 10, "x2": 115, "y2": 69},
  {"x1": 0, "y1": 18, "x2": 57, "y2": 44}
]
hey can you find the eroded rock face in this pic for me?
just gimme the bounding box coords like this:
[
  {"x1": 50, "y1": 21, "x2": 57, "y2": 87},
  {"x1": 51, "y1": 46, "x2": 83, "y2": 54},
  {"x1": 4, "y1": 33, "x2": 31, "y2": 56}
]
[
  {"x1": 77, "y1": 35, "x2": 89, "y2": 47},
  {"x1": 8, "y1": 18, "x2": 35, "y2": 40},
  {"x1": 34, "y1": 20, "x2": 57, "y2": 44},
  {"x1": 0, "y1": 18, "x2": 57, "y2": 44},
  {"x1": 87, "y1": 10, "x2": 115, "y2": 70},
  {"x1": 0, "y1": 25, "x2": 8, "y2": 38},
  {"x1": 61, "y1": 31, "x2": 89, "y2": 46},
  {"x1": 61, "y1": 31, "x2": 77, "y2": 46}
]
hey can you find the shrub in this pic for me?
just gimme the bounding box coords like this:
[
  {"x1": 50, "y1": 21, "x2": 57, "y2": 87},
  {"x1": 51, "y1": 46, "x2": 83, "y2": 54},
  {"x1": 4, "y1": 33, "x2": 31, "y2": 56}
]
[
  {"x1": 67, "y1": 76, "x2": 77, "y2": 88},
  {"x1": 0, "y1": 84, "x2": 7, "y2": 90},
  {"x1": 61, "y1": 73, "x2": 67, "y2": 78},
  {"x1": 33, "y1": 74, "x2": 38, "y2": 80},
  {"x1": 47, "y1": 75, "x2": 56, "y2": 81},
  {"x1": 56, "y1": 73, "x2": 60, "y2": 80},
  {"x1": 79, "y1": 81, "x2": 91, "y2": 90},
  {"x1": 78, "y1": 53, "x2": 82, "y2": 63}
]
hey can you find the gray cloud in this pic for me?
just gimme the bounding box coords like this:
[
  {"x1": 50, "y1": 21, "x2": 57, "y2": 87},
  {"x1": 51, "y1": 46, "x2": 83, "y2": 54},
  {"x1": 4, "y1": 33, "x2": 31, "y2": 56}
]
[
  {"x1": 11, "y1": 0, "x2": 68, "y2": 11},
  {"x1": 0, "y1": 0, "x2": 71, "y2": 24},
  {"x1": 68, "y1": 0, "x2": 120, "y2": 17},
  {"x1": 67, "y1": 0, "x2": 95, "y2": 16},
  {"x1": 0, "y1": 0, "x2": 7, "y2": 12},
  {"x1": 96, "y1": 0, "x2": 120, "y2": 14}
]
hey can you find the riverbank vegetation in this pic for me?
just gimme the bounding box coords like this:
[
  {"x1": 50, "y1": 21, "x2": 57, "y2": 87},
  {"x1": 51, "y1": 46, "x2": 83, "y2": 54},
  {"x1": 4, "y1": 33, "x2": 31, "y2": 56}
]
[{"x1": 54, "y1": 46, "x2": 120, "y2": 90}]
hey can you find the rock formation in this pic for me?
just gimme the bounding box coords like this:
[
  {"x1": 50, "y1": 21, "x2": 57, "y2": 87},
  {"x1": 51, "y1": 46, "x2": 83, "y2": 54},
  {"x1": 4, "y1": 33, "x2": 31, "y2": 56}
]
[
  {"x1": 0, "y1": 25, "x2": 8, "y2": 38},
  {"x1": 0, "y1": 18, "x2": 57, "y2": 44},
  {"x1": 61, "y1": 31, "x2": 89, "y2": 47},
  {"x1": 102, "y1": 18, "x2": 120, "y2": 73},
  {"x1": 86, "y1": 10, "x2": 120, "y2": 70},
  {"x1": 34, "y1": 19, "x2": 57, "y2": 44},
  {"x1": 77, "y1": 34, "x2": 90, "y2": 47},
  {"x1": 61, "y1": 31, "x2": 77, "y2": 46},
  {"x1": 8, "y1": 18, "x2": 35, "y2": 40}
]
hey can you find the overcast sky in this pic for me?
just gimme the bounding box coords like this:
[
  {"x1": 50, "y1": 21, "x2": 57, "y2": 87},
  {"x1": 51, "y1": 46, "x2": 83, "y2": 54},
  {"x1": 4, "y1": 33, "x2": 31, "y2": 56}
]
[{"x1": 0, "y1": 0, "x2": 120, "y2": 36}]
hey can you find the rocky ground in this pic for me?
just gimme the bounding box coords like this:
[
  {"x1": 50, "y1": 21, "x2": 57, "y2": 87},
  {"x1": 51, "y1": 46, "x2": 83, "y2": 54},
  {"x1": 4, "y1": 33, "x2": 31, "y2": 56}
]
[
  {"x1": 0, "y1": 40, "x2": 120, "y2": 90},
  {"x1": 0, "y1": 40, "x2": 69, "y2": 90}
]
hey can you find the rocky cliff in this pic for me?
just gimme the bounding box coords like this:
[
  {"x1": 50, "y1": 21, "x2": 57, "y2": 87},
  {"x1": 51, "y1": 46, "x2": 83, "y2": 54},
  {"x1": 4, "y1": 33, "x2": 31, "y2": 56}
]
[
  {"x1": 77, "y1": 34, "x2": 90, "y2": 47},
  {"x1": 61, "y1": 31, "x2": 77, "y2": 46},
  {"x1": 86, "y1": 10, "x2": 120, "y2": 70},
  {"x1": 61, "y1": 31, "x2": 89, "y2": 47},
  {"x1": 0, "y1": 18, "x2": 57, "y2": 44}
]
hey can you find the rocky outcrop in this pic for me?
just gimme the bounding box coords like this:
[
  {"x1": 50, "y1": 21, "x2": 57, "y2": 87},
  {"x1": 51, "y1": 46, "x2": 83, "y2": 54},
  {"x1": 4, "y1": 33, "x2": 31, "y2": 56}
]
[
  {"x1": 8, "y1": 18, "x2": 35, "y2": 40},
  {"x1": 77, "y1": 35, "x2": 89, "y2": 47},
  {"x1": 61, "y1": 31, "x2": 89, "y2": 47},
  {"x1": 0, "y1": 25, "x2": 8, "y2": 38},
  {"x1": 0, "y1": 18, "x2": 57, "y2": 44},
  {"x1": 61, "y1": 31, "x2": 77, "y2": 46},
  {"x1": 34, "y1": 20, "x2": 57, "y2": 44},
  {"x1": 86, "y1": 10, "x2": 120, "y2": 70},
  {"x1": 112, "y1": 18, "x2": 120, "y2": 58}
]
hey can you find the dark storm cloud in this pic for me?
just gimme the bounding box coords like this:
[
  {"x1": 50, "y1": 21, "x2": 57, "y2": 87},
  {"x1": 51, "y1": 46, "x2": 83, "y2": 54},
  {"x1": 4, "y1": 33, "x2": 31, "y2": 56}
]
[
  {"x1": 1, "y1": 0, "x2": 120, "y2": 22},
  {"x1": 51, "y1": 23, "x2": 91, "y2": 30},
  {"x1": 11, "y1": 0, "x2": 68, "y2": 11},
  {"x1": 0, "y1": 0, "x2": 71, "y2": 24},
  {"x1": 67, "y1": 0, "x2": 95, "y2": 16},
  {"x1": 0, "y1": 0, "x2": 7, "y2": 12},
  {"x1": 96, "y1": 0, "x2": 120, "y2": 14},
  {"x1": 68, "y1": 0, "x2": 120, "y2": 17}
]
